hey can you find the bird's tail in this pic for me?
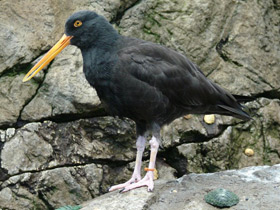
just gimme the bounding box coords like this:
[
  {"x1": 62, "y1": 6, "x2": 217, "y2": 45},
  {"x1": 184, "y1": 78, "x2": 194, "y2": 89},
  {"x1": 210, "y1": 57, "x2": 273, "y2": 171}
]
[
  {"x1": 217, "y1": 94, "x2": 254, "y2": 120},
  {"x1": 218, "y1": 104, "x2": 251, "y2": 120},
  {"x1": 232, "y1": 94, "x2": 255, "y2": 103}
]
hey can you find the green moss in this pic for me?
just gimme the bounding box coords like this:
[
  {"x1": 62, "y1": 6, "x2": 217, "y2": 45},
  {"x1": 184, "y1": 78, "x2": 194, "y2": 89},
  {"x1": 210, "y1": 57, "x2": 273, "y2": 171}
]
[
  {"x1": 265, "y1": 124, "x2": 280, "y2": 140},
  {"x1": 263, "y1": 124, "x2": 280, "y2": 164},
  {"x1": 146, "y1": 14, "x2": 162, "y2": 27},
  {"x1": 226, "y1": 127, "x2": 249, "y2": 169},
  {"x1": 31, "y1": 199, "x2": 45, "y2": 210},
  {"x1": 166, "y1": 28, "x2": 173, "y2": 35},
  {"x1": 143, "y1": 27, "x2": 161, "y2": 43}
]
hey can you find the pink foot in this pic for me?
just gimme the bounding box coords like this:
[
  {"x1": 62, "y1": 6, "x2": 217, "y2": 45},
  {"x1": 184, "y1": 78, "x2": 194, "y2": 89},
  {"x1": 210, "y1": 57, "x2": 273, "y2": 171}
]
[
  {"x1": 120, "y1": 171, "x2": 154, "y2": 193},
  {"x1": 108, "y1": 172, "x2": 141, "y2": 192}
]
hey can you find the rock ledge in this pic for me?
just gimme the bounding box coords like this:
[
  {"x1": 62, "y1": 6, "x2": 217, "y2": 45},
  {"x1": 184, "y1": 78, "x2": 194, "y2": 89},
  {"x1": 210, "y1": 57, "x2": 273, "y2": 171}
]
[{"x1": 81, "y1": 164, "x2": 280, "y2": 210}]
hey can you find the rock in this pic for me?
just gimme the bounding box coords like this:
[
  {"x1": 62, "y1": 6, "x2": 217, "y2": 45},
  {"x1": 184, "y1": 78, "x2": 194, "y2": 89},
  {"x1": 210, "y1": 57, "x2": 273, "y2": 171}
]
[
  {"x1": 168, "y1": 98, "x2": 280, "y2": 174},
  {"x1": 37, "y1": 164, "x2": 102, "y2": 208},
  {"x1": 21, "y1": 46, "x2": 102, "y2": 121},
  {"x1": 0, "y1": 164, "x2": 102, "y2": 209},
  {"x1": 0, "y1": 186, "x2": 47, "y2": 210},
  {"x1": 0, "y1": 0, "x2": 57, "y2": 75},
  {"x1": 119, "y1": 0, "x2": 227, "y2": 64},
  {"x1": 82, "y1": 188, "x2": 154, "y2": 210},
  {"x1": 81, "y1": 164, "x2": 280, "y2": 210},
  {"x1": 1, "y1": 117, "x2": 136, "y2": 178},
  {"x1": 177, "y1": 126, "x2": 235, "y2": 173},
  {"x1": 161, "y1": 113, "x2": 226, "y2": 148},
  {"x1": 1, "y1": 123, "x2": 53, "y2": 175},
  {"x1": 0, "y1": 145, "x2": 176, "y2": 210},
  {"x1": 0, "y1": 74, "x2": 39, "y2": 127},
  {"x1": 211, "y1": 0, "x2": 280, "y2": 94}
]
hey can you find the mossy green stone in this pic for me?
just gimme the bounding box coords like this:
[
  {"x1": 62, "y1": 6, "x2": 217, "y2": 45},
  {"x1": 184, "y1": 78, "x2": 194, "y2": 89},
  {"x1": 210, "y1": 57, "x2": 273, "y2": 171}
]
[{"x1": 204, "y1": 188, "x2": 239, "y2": 208}]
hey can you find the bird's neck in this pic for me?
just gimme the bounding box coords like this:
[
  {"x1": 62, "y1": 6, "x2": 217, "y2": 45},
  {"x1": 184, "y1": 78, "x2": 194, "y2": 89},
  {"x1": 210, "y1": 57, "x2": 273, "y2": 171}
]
[{"x1": 81, "y1": 37, "x2": 119, "y2": 87}]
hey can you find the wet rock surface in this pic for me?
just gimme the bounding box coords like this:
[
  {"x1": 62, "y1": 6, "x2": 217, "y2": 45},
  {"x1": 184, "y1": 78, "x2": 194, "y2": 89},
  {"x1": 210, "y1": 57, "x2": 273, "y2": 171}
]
[{"x1": 0, "y1": 0, "x2": 279, "y2": 209}]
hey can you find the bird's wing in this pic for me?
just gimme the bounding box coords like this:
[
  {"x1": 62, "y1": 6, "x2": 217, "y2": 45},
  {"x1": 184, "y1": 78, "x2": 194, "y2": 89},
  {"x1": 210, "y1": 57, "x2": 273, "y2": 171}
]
[{"x1": 115, "y1": 40, "x2": 228, "y2": 110}]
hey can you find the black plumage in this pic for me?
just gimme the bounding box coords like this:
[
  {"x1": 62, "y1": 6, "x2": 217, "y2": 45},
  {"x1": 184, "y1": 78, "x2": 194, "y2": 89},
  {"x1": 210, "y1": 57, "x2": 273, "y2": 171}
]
[
  {"x1": 23, "y1": 10, "x2": 251, "y2": 192},
  {"x1": 65, "y1": 11, "x2": 250, "y2": 134}
]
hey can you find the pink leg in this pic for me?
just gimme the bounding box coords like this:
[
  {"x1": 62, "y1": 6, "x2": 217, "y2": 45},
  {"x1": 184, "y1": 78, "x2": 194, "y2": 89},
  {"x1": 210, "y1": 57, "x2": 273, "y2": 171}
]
[
  {"x1": 120, "y1": 136, "x2": 159, "y2": 193},
  {"x1": 109, "y1": 136, "x2": 146, "y2": 192}
]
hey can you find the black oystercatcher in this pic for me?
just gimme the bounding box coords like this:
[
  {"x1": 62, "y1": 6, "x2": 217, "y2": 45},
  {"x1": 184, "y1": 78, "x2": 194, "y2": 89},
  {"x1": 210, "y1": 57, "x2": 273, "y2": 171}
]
[{"x1": 23, "y1": 11, "x2": 251, "y2": 192}]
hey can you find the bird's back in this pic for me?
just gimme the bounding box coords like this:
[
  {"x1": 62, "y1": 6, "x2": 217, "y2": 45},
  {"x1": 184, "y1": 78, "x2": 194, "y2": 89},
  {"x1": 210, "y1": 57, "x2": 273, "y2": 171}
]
[{"x1": 91, "y1": 36, "x2": 250, "y2": 128}]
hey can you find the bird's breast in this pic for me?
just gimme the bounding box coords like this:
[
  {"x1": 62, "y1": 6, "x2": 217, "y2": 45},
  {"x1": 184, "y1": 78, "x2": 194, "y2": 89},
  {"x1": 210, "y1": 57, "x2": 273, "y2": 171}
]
[{"x1": 81, "y1": 48, "x2": 117, "y2": 86}]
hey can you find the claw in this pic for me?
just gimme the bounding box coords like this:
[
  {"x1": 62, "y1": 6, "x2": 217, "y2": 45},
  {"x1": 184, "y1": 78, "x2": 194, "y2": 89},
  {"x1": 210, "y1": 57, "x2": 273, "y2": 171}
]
[
  {"x1": 120, "y1": 171, "x2": 154, "y2": 193},
  {"x1": 109, "y1": 173, "x2": 141, "y2": 192}
]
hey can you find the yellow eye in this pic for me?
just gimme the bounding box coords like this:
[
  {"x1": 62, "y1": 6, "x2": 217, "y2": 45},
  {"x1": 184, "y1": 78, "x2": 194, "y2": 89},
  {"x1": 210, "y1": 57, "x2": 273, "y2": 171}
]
[{"x1": 74, "y1": 20, "x2": 82, "y2": 27}]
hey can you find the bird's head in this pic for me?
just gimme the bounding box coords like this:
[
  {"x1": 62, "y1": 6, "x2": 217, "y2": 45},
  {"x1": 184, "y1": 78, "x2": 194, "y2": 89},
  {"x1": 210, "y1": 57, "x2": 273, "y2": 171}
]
[
  {"x1": 22, "y1": 10, "x2": 117, "y2": 82},
  {"x1": 65, "y1": 10, "x2": 116, "y2": 48}
]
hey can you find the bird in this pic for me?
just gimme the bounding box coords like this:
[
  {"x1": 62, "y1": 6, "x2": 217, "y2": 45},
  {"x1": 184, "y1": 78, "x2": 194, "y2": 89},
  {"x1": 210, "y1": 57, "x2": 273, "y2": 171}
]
[{"x1": 22, "y1": 10, "x2": 252, "y2": 193}]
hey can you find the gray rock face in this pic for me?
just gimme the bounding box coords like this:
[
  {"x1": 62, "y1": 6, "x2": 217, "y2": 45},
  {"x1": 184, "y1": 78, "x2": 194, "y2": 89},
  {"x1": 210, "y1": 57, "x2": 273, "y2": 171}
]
[
  {"x1": 0, "y1": 164, "x2": 103, "y2": 210},
  {"x1": 160, "y1": 98, "x2": 280, "y2": 175},
  {"x1": 0, "y1": 117, "x2": 137, "y2": 208},
  {"x1": 1, "y1": 117, "x2": 136, "y2": 177},
  {"x1": 2, "y1": 123, "x2": 53, "y2": 175},
  {"x1": 0, "y1": 74, "x2": 39, "y2": 127},
  {"x1": 21, "y1": 46, "x2": 102, "y2": 121},
  {"x1": 0, "y1": 0, "x2": 279, "y2": 209}
]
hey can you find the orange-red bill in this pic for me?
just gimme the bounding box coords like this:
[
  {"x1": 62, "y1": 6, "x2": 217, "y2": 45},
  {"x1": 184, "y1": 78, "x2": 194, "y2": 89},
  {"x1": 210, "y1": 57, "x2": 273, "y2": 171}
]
[{"x1": 22, "y1": 34, "x2": 73, "y2": 82}]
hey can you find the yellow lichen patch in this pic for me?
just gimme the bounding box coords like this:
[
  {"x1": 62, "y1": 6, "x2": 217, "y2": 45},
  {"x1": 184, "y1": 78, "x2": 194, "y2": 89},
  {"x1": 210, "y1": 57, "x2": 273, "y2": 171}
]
[
  {"x1": 204, "y1": 114, "x2": 215, "y2": 124},
  {"x1": 184, "y1": 114, "x2": 192, "y2": 119},
  {"x1": 244, "y1": 148, "x2": 254, "y2": 157},
  {"x1": 153, "y1": 168, "x2": 158, "y2": 180}
]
